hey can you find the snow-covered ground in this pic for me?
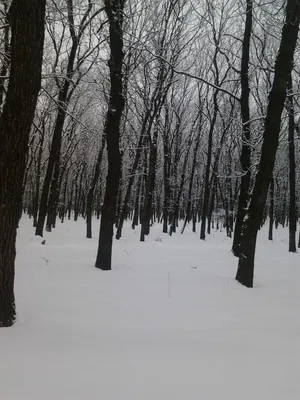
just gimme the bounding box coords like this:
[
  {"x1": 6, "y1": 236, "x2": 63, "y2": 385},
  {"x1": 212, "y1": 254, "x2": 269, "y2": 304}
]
[{"x1": 1, "y1": 216, "x2": 299, "y2": 400}]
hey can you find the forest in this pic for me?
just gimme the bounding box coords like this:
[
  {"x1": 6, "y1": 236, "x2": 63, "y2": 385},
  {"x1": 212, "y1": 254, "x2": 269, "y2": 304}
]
[
  {"x1": 1, "y1": 0, "x2": 300, "y2": 320},
  {"x1": 0, "y1": 0, "x2": 300, "y2": 397}
]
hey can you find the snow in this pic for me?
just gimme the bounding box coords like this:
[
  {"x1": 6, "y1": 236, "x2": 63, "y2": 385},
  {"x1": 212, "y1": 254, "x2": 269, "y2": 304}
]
[{"x1": 1, "y1": 216, "x2": 300, "y2": 399}]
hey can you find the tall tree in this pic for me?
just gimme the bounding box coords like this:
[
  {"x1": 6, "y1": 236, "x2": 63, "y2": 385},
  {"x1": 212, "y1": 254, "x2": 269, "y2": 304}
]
[
  {"x1": 287, "y1": 74, "x2": 297, "y2": 252},
  {"x1": 0, "y1": 0, "x2": 46, "y2": 327},
  {"x1": 236, "y1": 0, "x2": 300, "y2": 288},
  {"x1": 232, "y1": 0, "x2": 252, "y2": 256},
  {"x1": 95, "y1": 0, "x2": 126, "y2": 270}
]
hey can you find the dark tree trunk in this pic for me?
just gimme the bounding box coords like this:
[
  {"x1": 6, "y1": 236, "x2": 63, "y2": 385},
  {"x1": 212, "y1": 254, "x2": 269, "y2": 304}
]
[
  {"x1": 140, "y1": 149, "x2": 148, "y2": 242},
  {"x1": 95, "y1": 0, "x2": 125, "y2": 270},
  {"x1": 192, "y1": 208, "x2": 197, "y2": 233},
  {"x1": 140, "y1": 124, "x2": 159, "y2": 240},
  {"x1": 33, "y1": 126, "x2": 45, "y2": 227},
  {"x1": 236, "y1": 0, "x2": 300, "y2": 287},
  {"x1": 60, "y1": 170, "x2": 69, "y2": 224},
  {"x1": 268, "y1": 177, "x2": 274, "y2": 241},
  {"x1": 86, "y1": 136, "x2": 105, "y2": 238},
  {"x1": 35, "y1": 0, "x2": 81, "y2": 237},
  {"x1": 162, "y1": 123, "x2": 171, "y2": 233},
  {"x1": 181, "y1": 123, "x2": 202, "y2": 234},
  {"x1": 46, "y1": 158, "x2": 60, "y2": 232},
  {"x1": 35, "y1": 97, "x2": 68, "y2": 236},
  {"x1": 67, "y1": 178, "x2": 75, "y2": 220},
  {"x1": 132, "y1": 173, "x2": 142, "y2": 229},
  {"x1": 232, "y1": 0, "x2": 252, "y2": 256},
  {"x1": 96, "y1": 187, "x2": 102, "y2": 219},
  {"x1": 115, "y1": 122, "x2": 147, "y2": 239},
  {"x1": 74, "y1": 164, "x2": 85, "y2": 221},
  {"x1": 171, "y1": 135, "x2": 193, "y2": 235},
  {"x1": 207, "y1": 179, "x2": 217, "y2": 235},
  {"x1": 200, "y1": 91, "x2": 218, "y2": 240},
  {"x1": 287, "y1": 74, "x2": 297, "y2": 252},
  {"x1": 115, "y1": 153, "x2": 124, "y2": 228},
  {"x1": 169, "y1": 116, "x2": 182, "y2": 236},
  {"x1": 0, "y1": 0, "x2": 46, "y2": 327},
  {"x1": 225, "y1": 155, "x2": 234, "y2": 237}
]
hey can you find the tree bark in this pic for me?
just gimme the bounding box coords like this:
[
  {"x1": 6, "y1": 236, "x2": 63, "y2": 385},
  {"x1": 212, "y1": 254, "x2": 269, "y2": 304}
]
[
  {"x1": 132, "y1": 173, "x2": 142, "y2": 229},
  {"x1": 200, "y1": 91, "x2": 218, "y2": 240},
  {"x1": 232, "y1": 0, "x2": 252, "y2": 256},
  {"x1": 268, "y1": 177, "x2": 274, "y2": 241},
  {"x1": 86, "y1": 136, "x2": 106, "y2": 238},
  {"x1": 46, "y1": 158, "x2": 60, "y2": 231},
  {"x1": 181, "y1": 126, "x2": 201, "y2": 234},
  {"x1": 95, "y1": 0, "x2": 125, "y2": 270},
  {"x1": 33, "y1": 125, "x2": 45, "y2": 227},
  {"x1": 140, "y1": 123, "x2": 159, "y2": 241},
  {"x1": 287, "y1": 74, "x2": 297, "y2": 252},
  {"x1": 0, "y1": 0, "x2": 46, "y2": 327},
  {"x1": 236, "y1": 0, "x2": 300, "y2": 287}
]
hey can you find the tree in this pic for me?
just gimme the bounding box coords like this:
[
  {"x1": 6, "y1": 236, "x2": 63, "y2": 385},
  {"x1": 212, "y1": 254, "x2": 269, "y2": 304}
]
[
  {"x1": 35, "y1": 0, "x2": 103, "y2": 237},
  {"x1": 231, "y1": 0, "x2": 252, "y2": 256},
  {"x1": 86, "y1": 135, "x2": 106, "y2": 238},
  {"x1": 0, "y1": 0, "x2": 46, "y2": 327},
  {"x1": 236, "y1": 0, "x2": 300, "y2": 288},
  {"x1": 287, "y1": 74, "x2": 297, "y2": 252},
  {"x1": 95, "y1": 0, "x2": 126, "y2": 271}
]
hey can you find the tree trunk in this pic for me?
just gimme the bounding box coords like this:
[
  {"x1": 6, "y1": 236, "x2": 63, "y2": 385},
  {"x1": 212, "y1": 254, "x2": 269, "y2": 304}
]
[
  {"x1": 95, "y1": 0, "x2": 125, "y2": 270},
  {"x1": 268, "y1": 177, "x2": 274, "y2": 241},
  {"x1": 287, "y1": 74, "x2": 297, "y2": 252},
  {"x1": 115, "y1": 122, "x2": 147, "y2": 239},
  {"x1": 132, "y1": 173, "x2": 142, "y2": 229},
  {"x1": 171, "y1": 135, "x2": 193, "y2": 235},
  {"x1": 200, "y1": 91, "x2": 218, "y2": 240},
  {"x1": 232, "y1": 0, "x2": 252, "y2": 256},
  {"x1": 33, "y1": 126, "x2": 45, "y2": 227},
  {"x1": 46, "y1": 158, "x2": 60, "y2": 231},
  {"x1": 0, "y1": 0, "x2": 46, "y2": 327},
  {"x1": 35, "y1": 0, "x2": 81, "y2": 237},
  {"x1": 162, "y1": 134, "x2": 171, "y2": 234},
  {"x1": 35, "y1": 101, "x2": 67, "y2": 236},
  {"x1": 236, "y1": 0, "x2": 300, "y2": 287},
  {"x1": 207, "y1": 178, "x2": 217, "y2": 235},
  {"x1": 140, "y1": 124, "x2": 159, "y2": 240},
  {"x1": 181, "y1": 124, "x2": 202, "y2": 234},
  {"x1": 86, "y1": 136, "x2": 106, "y2": 238}
]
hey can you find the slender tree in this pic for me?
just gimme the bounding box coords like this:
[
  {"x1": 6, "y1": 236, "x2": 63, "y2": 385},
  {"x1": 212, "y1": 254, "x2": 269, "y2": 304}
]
[
  {"x1": 287, "y1": 74, "x2": 297, "y2": 252},
  {"x1": 268, "y1": 177, "x2": 274, "y2": 241},
  {"x1": 86, "y1": 135, "x2": 106, "y2": 238},
  {"x1": 232, "y1": 0, "x2": 252, "y2": 256},
  {"x1": 35, "y1": 0, "x2": 103, "y2": 237}
]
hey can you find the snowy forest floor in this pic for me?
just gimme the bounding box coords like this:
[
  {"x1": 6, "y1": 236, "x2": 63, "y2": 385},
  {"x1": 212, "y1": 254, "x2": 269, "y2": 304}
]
[{"x1": 1, "y1": 216, "x2": 300, "y2": 399}]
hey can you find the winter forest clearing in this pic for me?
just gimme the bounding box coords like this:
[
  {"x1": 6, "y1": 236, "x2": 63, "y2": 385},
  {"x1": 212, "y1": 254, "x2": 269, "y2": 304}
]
[
  {"x1": 1, "y1": 0, "x2": 300, "y2": 397},
  {"x1": 0, "y1": 216, "x2": 299, "y2": 400}
]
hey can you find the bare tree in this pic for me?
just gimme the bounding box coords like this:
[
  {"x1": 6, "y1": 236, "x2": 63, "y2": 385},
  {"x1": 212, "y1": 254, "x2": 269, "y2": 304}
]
[
  {"x1": 236, "y1": 0, "x2": 300, "y2": 288},
  {"x1": 95, "y1": 0, "x2": 126, "y2": 271},
  {"x1": 231, "y1": 0, "x2": 253, "y2": 255},
  {"x1": 0, "y1": 0, "x2": 46, "y2": 327}
]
